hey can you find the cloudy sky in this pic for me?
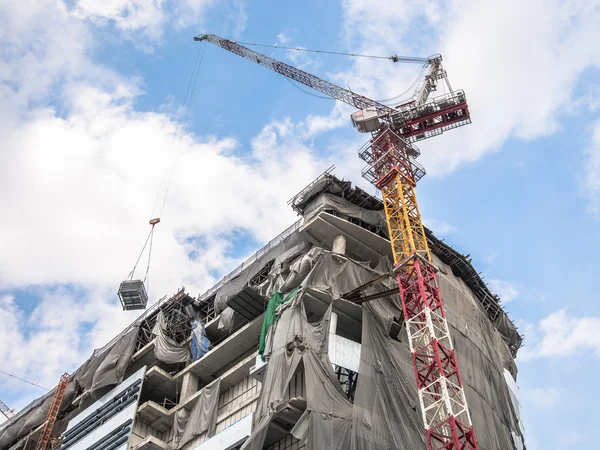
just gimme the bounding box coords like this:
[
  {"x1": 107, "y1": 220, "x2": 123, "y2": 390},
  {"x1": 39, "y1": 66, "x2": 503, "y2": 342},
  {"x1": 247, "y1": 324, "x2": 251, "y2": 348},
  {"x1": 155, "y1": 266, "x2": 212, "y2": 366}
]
[{"x1": 1, "y1": 0, "x2": 599, "y2": 448}]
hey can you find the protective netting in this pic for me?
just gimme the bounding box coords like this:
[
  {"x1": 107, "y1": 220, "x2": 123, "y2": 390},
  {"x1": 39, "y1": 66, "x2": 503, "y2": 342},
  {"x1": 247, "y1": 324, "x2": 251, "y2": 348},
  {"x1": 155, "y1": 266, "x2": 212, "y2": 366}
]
[
  {"x1": 0, "y1": 325, "x2": 140, "y2": 449},
  {"x1": 244, "y1": 248, "x2": 525, "y2": 450},
  {"x1": 152, "y1": 311, "x2": 190, "y2": 364},
  {"x1": 174, "y1": 379, "x2": 220, "y2": 448}
]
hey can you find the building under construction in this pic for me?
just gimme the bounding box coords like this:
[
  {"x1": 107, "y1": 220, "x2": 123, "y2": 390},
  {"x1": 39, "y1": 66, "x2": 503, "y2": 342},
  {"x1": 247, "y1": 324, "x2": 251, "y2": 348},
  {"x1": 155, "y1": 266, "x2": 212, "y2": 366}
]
[{"x1": 0, "y1": 173, "x2": 526, "y2": 450}]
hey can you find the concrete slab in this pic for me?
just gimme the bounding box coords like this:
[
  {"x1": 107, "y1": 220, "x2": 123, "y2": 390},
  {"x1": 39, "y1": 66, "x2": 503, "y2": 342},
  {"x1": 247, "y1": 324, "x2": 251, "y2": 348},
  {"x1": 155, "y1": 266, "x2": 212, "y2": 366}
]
[
  {"x1": 131, "y1": 340, "x2": 156, "y2": 369},
  {"x1": 193, "y1": 414, "x2": 253, "y2": 450},
  {"x1": 302, "y1": 211, "x2": 392, "y2": 262},
  {"x1": 177, "y1": 315, "x2": 264, "y2": 383},
  {"x1": 177, "y1": 352, "x2": 259, "y2": 412},
  {"x1": 204, "y1": 316, "x2": 229, "y2": 343},
  {"x1": 136, "y1": 401, "x2": 173, "y2": 433},
  {"x1": 131, "y1": 435, "x2": 171, "y2": 450},
  {"x1": 143, "y1": 367, "x2": 176, "y2": 404}
]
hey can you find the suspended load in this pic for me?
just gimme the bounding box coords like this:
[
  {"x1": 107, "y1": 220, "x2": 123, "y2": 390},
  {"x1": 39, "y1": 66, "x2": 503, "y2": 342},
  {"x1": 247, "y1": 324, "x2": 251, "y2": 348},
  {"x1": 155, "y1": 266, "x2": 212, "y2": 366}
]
[
  {"x1": 118, "y1": 279, "x2": 149, "y2": 310},
  {"x1": 119, "y1": 218, "x2": 160, "y2": 311}
]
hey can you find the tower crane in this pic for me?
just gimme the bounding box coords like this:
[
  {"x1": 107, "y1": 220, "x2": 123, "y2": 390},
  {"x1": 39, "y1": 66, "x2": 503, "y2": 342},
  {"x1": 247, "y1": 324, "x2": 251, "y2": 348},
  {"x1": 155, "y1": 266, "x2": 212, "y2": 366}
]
[{"x1": 194, "y1": 34, "x2": 477, "y2": 450}]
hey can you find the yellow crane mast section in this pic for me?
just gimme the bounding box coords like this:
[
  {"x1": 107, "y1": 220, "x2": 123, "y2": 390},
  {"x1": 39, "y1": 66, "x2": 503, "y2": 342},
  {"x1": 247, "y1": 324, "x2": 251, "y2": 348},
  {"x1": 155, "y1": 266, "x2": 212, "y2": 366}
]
[{"x1": 381, "y1": 175, "x2": 431, "y2": 264}]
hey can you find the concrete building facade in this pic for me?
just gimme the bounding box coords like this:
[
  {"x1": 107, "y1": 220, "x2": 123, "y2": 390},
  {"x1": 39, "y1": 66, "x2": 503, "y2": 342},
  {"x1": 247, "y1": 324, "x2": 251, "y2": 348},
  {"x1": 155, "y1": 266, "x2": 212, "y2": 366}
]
[{"x1": 0, "y1": 174, "x2": 525, "y2": 450}]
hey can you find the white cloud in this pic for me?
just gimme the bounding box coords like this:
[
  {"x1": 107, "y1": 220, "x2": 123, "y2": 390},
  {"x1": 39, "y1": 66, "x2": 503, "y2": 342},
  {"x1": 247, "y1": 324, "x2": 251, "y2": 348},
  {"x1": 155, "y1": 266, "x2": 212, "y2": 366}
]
[
  {"x1": 423, "y1": 218, "x2": 456, "y2": 235},
  {"x1": 73, "y1": 0, "x2": 165, "y2": 38},
  {"x1": 518, "y1": 309, "x2": 600, "y2": 361},
  {"x1": 584, "y1": 119, "x2": 600, "y2": 215},
  {"x1": 71, "y1": 0, "x2": 218, "y2": 42},
  {"x1": 524, "y1": 387, "x2": 562, "y2": 410},
  {"x1": 0, "y1": 0, "x2": 336, "y2": 404},
  {"x1": 488, "y1": 278, "x2": 520, "y2": 303},
  {"x1": 276, "y1": 32, "x2": 291, "y2": 45},
  {"x1": 338, "y1": 0, "x2": 600, "y2": 175},
  {"x1": 0, "y1": 290, "x2": 136, "y2": 410}
]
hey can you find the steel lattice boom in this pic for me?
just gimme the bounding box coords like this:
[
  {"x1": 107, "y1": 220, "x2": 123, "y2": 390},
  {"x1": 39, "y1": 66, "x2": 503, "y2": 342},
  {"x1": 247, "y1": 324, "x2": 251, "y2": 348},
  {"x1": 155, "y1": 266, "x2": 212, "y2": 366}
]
[
  {"x1": 195, "y1": 34, "x2": 396, "y2": 118},
  {"x1": 196, "y1": 33, "x2": 478, "y2": 450}
]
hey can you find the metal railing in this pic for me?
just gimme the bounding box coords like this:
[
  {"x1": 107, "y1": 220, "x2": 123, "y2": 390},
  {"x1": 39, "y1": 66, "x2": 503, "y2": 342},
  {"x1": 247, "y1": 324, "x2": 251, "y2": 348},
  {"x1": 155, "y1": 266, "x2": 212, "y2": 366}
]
[{"x1": 197, "y1": 220, "x2": 302, "y2": 302}]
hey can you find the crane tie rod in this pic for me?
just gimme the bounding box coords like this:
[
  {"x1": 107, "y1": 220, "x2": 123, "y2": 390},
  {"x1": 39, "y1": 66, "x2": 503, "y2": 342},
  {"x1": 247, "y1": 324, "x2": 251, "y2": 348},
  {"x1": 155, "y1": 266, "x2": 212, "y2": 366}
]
[
  {"x1": 232, "y1": 40, "x2": 431, "y2": 63},
  {"x1": 0, "y1": 370, "x2": 48, "y2": 391}
]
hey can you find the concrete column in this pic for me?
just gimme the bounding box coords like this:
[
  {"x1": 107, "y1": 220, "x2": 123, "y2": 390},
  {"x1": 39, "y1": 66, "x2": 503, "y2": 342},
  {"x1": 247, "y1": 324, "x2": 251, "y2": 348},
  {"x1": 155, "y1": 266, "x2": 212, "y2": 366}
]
[
  {"x1": 329, "y1": 312, "x2": 338, "y2": 335},
  {"x1": 179, "y1": 372, "x2": 199, "y2": 403},
  {"x1": 332, "y1": 234, "x2": 346, "y2": 255},
  {"x1": 330, "y1": 234, "x2": 344, "y2": 336}
]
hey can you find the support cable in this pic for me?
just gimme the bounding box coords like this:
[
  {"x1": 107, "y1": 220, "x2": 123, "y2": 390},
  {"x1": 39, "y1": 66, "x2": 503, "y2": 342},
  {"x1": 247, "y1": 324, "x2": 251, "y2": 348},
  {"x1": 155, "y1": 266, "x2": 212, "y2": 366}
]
[
  {"x1": 125, "y1": 43, "x2": 205, "y2": 292},
  {"x1": 375, "y1": 64, "x2": 428, "y2": 104},
  {"x1": 143, "y1": 224, "x2": 156, "y2": 291},
  {"x1": 0, "y1": 370, "x2": 48, "y2": 391},
  {"x1": 283, "y1": 76, "x2": 335, "y2": 100},
  {"x1": 234, "y1": 40, "x2": 430, "y2": 63},
  {"x1": 151, "y1": 44, "x2": 204, "y2": 219},
  {"x1": 159, "y1": 41, "x2": 206, "y2": 217},
  {"x1": 127, "y1": 227, "x2": 154, "y2": 280}
]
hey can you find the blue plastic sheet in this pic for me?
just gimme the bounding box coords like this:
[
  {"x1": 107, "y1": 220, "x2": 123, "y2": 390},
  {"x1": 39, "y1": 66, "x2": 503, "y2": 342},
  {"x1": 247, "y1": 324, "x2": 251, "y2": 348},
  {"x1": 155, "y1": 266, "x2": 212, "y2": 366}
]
[{"x1": 191, "y1": 320, "x2": 211, "y2": 361}]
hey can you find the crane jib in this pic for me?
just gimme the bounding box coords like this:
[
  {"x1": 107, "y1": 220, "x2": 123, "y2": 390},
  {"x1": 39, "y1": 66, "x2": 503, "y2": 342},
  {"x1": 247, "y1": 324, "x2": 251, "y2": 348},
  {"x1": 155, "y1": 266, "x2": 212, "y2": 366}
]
[{"x1": 198, "y1": 33, "x2": 395, "y2": 116}]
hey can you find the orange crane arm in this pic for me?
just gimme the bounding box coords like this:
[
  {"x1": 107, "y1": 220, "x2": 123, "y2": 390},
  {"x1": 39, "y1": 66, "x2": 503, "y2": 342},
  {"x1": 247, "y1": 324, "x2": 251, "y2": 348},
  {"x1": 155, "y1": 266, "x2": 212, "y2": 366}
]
[{"x1": 35, "y1": 373, "x2": 70, "y2": 450}]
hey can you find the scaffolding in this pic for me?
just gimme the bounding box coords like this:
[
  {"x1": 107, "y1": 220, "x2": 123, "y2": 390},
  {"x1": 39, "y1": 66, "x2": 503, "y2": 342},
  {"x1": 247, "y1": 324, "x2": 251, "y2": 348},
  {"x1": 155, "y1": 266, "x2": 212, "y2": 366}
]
[{"x1": 134, "y1": 288, "x2": 196, "y2": 352}]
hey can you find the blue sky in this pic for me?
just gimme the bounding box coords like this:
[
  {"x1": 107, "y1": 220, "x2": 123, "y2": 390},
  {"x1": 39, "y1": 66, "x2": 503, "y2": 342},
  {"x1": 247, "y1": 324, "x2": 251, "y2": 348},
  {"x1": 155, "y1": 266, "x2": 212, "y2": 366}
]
[{"x1": 1, "y1": 1, "x2": 599, "y2": 448}]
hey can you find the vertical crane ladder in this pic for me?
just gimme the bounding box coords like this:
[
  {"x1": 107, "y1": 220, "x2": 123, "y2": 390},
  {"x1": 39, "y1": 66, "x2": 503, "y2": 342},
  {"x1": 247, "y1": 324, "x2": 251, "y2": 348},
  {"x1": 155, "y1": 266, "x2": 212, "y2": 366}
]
[{"x1": 35, "y1": 373, "x2": 70, "y2": 450}]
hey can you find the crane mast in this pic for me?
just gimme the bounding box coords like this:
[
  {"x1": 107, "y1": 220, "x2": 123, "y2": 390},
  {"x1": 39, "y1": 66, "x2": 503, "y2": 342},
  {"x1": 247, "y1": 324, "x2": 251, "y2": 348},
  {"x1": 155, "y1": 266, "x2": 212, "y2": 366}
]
[{"x1": 196, "y1": 34, "x2": 478, "y2": 450}]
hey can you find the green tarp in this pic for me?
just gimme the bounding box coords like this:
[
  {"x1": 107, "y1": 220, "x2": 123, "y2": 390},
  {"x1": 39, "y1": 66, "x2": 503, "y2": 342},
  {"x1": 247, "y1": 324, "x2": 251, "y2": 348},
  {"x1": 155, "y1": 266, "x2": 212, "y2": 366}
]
[{"x1": 258, "y1": 287, "x2": 299, "y2": 360}]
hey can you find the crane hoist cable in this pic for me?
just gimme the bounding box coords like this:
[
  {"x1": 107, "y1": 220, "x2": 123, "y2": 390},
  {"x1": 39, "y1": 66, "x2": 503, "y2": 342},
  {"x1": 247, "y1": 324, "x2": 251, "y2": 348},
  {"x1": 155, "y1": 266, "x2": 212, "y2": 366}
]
[
  {"x1": 374, "y1": 63, "x2": 429, "y2": 104},
  {"x1": 151, "y1": 44, "x2": 204, "y2": 219},
  {"x1": 159, "y1": 41, "x2": 206, "y2": 217},
  {"x1": 121, "y1": 42, "x2": 206, "y2": 306},
  {"x1": 127, "y1": 218, "x2": 160, "y2": 283}
]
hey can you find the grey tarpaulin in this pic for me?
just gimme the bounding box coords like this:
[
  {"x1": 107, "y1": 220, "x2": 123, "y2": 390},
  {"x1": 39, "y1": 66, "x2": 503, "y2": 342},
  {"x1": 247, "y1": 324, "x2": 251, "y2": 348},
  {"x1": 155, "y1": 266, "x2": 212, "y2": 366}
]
[
  {"x1": 0, "y1": 325, "x2": 139, "y2": 449},
  {"x1": 434, "y1": 255, "x2": 525, "y2": 449},
  {"x1": 267, "y1": 247, "x2": 384, "y2": 300},
  {"x1": 175, "y1": 379, "x2": 221, "y2": 448},
  {"x1": 302, "y1": 193, "x2": 388, "y2": 235},
  {"x1": 351, "y1": 299, "x2": 426, "y2": 449},
  {"x1": 245, "y1": 247, "x2": 524, "y2": 450},
  {"x1": 152, "y1": 311, "x2": 190, "y2": 364},
  {"x1": 242, "y1": 294, "x2": 353, "y2": 450},
  {"x1": 73, "y1": 323, "x2": 140, "y2": 399},
  {"x1": 0, "y1": 391, "x2": 54, "y2": 449},
  {"x1": 217, "y1": 307, "x2": 242, "y2": 332},
  {"x1": 213, "y1": 232, "x2": 307, "y2": 314},
  {"x1": 174, "y1": 408, "x2": 189, "y2": 447},
  {"x1": 88, "y1": 324, "x2": 139, "y2": 395}
]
